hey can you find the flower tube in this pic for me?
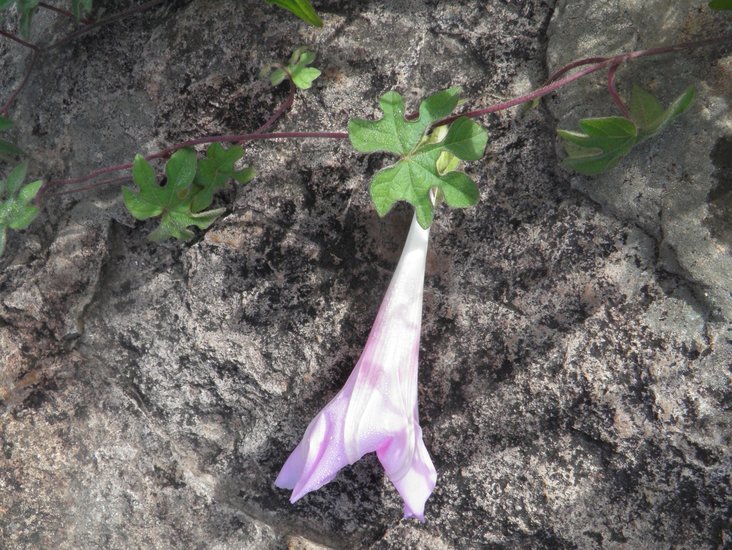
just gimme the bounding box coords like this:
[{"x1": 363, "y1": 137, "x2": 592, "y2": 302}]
[{"x1": 275, "y1": 213, "x2": 436, "y2": 520}]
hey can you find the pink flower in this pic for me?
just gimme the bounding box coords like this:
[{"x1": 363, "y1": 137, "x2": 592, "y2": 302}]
[{"x1": 275, "y1": 214, "x2": 437, "y2": 520}]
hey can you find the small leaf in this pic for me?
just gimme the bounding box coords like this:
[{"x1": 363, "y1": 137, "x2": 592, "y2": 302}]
[
  {"x1": 557, "y1": 116, "x2": 637, "y2": 175},
  {"x1": 628, "y1": 85, "x2": 665, "y2": 133},
  {"x1": 0, "y1": 139, "x2": 24, "y2": 158},
  {"x1": 71, "y1": 0, "x2": 92, "y2": 21},
  {"x1": 269, "y1": 68, "x2": 286, "y2": 87},
  {"x1": 5, "y1": 160, "x2": 28, "y2": 194},
  {"x1": 439, "y1": 116, "x2": 489, "y2": 161},
  {"x1": 266, "y1": 0, "x2": 322, "y2": 27},
  {"x1": 630, "y1": 85, "x2": 695, "y2": 138},
  {"x1": 0, "y1": 163, "x2": 42, "y2": 256},
  {"x1": 191, "y1": 143, "x2": 253, "y2": 212},
  {"x1": 0, "y1": 116, "x2": 13, "y2": 132},
  {"x1": 709, "y1": 0, "x2": 732, "y2": 9},
  {"x1": 264, "y1": 48, "x2": 321, "y2": 90},
  {"x1": 18, "y1": 0, "x2": 39, "y2": 38},
  {"x1": 16, "y1": 178, "x2": 41, "y2": 204},
  {"x1": 291, "y1": 66, "x2": 321, "y2": 90}
]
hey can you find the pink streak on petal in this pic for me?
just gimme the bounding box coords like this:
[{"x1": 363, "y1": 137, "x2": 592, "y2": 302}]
[{"x1": 275, "y1": 214, "x2": 437, "y2": 517}]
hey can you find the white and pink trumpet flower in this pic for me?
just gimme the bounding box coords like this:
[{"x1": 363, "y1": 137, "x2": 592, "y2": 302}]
[{"x1": 275, "y1": 213, "x2": 436, "y2": 520}]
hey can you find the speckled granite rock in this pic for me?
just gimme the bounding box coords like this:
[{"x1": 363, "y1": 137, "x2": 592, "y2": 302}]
[{"x1": 1, "y1": 1, "x2": 730, "y2": 548}]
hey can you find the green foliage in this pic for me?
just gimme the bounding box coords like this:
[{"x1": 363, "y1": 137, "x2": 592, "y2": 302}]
[
  {"x1": 558, "y1": 85, "x2": 695, "y2": 175},
  {"x1": 123, "y1": 146, "x2": 253, "y2": 242},
  {"x1": 0, "y1": 116, "x2": 24, "y2": 159},
  {"x1": 0, "y1": 161, "x2": 42, "y2": 257},
  {"x1": 264, "y1": 48, "x2": 321, "y2": 90},
  {"x1": 71, "y1": 0, "x2": 93, "y2": 21},
  {"x1": 348, "y1": 88, "x2": 488, "y2": 228},
  {"x1": 191, "y1": 143, "x2": 254, "y2": 212},
  {"x1": 0, "y1": 0, "x2": 39, "y2": 38},
  {"x1": 17, "y1": 0, "x2": 38, "y2": 38},
  {"x1": 266, "y1": 0, "x2": 322, "y2": 27},
  {"x1": 709, "y1": 0, "x2": 732, "y2": 9},
  {"x1": 0, "y1": 0, "x2": 89, "y2": 36}
]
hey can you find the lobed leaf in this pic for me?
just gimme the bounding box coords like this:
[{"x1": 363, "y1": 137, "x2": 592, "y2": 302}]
[
  {"x1": 191, "y1": 143, "x2": 254, "y2": 212},
  {"x1": 709, "y1": 0, "x2": 732, "y2": 9},
  {"x1": 349, "y1": 89, "x2": 488, "y2": 228},
  {"x1": 0, "y1": 161, "x2": 42, "y2": 257},
  {"x1": 266, "y1": 0, "x2": 322, "y2": 27},
  {"x1": 558, "y1": 86, "x2": 696, "y2": 175},
  {"x1": 123, "y1": 146, "x2": 253, "y2": 242}
]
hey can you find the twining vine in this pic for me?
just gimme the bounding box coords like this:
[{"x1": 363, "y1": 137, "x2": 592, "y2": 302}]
[{"x1": 0, "y1": 1, "x2": 730, "y2": 253}]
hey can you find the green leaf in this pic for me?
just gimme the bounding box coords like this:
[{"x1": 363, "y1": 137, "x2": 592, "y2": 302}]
[
  {"x1": 191, "y1": 143, "x2": 254, "y2": 212},
  {"x1": 349, "y1": 88, "x2": 488, "y2": 228},
  {"x1": 269, "y1": 68, "x2": 286, "y2": 87},
  {"x1": 0, "y1": 116, "x2": 13, "y2": 132},
  {"x1": 560, "y1": 85, "x2": 696, "y2": 175},
  {"x1": 439, "y1": 116, "x2": 489, "y2": 161},
  {"x1": 709, "y1": 0, "x2": 732, "y2": 9},
  {"x1": 630, "y1": 85, "x2": 695, "y2": 138},
  {"x1": 266, "y1": 0, "x2": 322, "y2": 26},
  {"x1": 71, "y1": 0, "x2": 92, "y2": 21},
  {"x1": 349, "y1": 88, "x2": 460, "y2": 155},
  {"x1": 123, "y1": 149, "x2": 230, "y2": 242},
  {"x1": 148, "y1": 207, "x2": 224, "y2": 242},
  {"x1": 18, "y1": 0, "x2": 39, "y2": 38},
  {"x1": 291, "y1": 66, "x2": 321, "y2": 90},
  {"x1": 0, "y1": 139, "x2": 23, "y2": 158},
  {"x1": 263, "y1": 47, "x2": 322, "y2": 90},
  {"x1": 557, "y1": 116, "x2": 638, "y2": 175},
  {"x1": 0, "y1": 161, "x2": 42, "y2": 256}
]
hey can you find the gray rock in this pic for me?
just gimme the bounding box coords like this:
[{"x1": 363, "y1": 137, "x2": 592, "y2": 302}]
[
  {"x1": 1, "y1": 1, "x2": 729, "y2": 548},
  {"x1": 546, "y1": 0, "x2": 732, "y2": 320}
]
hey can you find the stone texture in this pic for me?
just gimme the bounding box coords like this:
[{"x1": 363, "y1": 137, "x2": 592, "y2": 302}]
[
  {"x1": 1, "y1": 1, "x2": 730, "y2": 548},
  {"x1": 546, "y1": 0, "x2": 732, "y2": 320}
]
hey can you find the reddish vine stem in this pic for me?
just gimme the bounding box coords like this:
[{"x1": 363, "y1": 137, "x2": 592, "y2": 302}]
[
  {"x1": 606, "y1": 62, "x2": 630, "y2": 117},
  {"x1": 0, "y1": 50, "x2": 39, "y2": 116},
  {"x1": 546, "y1": 56, "x2": 608, "y2": 83},
  {"x1": 48, "y1": 174, "x2": 132, "y2": 196},
  {"x1": 243, "y1": 79, "x2": 297, "y2": 142},
  {"x1": 42, "y1": 34, "x2": 731, "y2": 195},
  {"x1": 439, "y1": 35, "x2": 731, "y2": 127},
  {"x1": 38, "y1": 2, "x2": 93, "y2": 25},
  {"x1": 41, "y1": 0, "x2": 166, "y2": 51},
  {"x1": 0, "y1": 29, "x2": 38, "y2": 50},
  {"x1": 0, "y1": 0, "x2": 165, "y2": 118},
  {"x1": 44, "y1": 131, "x2": 348, "y2": 191}
]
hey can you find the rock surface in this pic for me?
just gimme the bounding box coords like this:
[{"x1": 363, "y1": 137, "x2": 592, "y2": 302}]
[{"x1": 1, "y1": 0, "x2": 730, "y2": 548}]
